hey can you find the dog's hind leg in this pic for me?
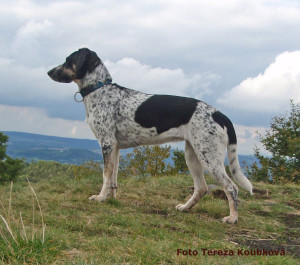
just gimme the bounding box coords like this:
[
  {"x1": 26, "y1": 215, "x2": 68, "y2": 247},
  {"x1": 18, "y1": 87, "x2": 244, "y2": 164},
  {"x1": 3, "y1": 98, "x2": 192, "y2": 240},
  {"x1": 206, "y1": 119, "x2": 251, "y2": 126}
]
[
  {"x1": 210, "y1": 167, "x2": 239, "y2": 224},
  {"x1": 176, "y1": 141, "x2": 208, "y2": 212},
  {"x1": 205, "y1": 154, "x2": 238, "y2": 224},
  {"x1": 204, "y1": 165, "x2": 239, "y2": 224},
  {"x1": 89, "y1": 141, "x2": 119, "y2": 201},
  {"x1": 188, "y1": 133, "x2": 239, "y2": 223}
]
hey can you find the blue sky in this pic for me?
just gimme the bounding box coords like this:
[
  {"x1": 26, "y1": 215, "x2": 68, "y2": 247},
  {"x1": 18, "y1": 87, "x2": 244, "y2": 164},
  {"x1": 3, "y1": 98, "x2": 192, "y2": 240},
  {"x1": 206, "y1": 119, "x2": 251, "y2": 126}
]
[{"x1": 1, "y1": 0, "x2": 300, "y2": 154}]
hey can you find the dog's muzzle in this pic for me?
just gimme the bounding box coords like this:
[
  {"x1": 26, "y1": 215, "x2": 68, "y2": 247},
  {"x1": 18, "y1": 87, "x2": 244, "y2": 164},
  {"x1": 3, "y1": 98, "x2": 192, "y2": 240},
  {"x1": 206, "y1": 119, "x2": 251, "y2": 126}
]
[{"x1": 48, "y1": 66, "x2": 73, "y2": 83}]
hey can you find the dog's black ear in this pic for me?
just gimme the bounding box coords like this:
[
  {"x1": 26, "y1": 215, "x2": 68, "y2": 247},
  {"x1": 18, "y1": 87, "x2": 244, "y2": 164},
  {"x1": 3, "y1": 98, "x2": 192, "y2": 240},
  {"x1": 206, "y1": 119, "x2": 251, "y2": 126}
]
[{"x1": 75, "y1": 48, "x2": 101, "y2": 79}]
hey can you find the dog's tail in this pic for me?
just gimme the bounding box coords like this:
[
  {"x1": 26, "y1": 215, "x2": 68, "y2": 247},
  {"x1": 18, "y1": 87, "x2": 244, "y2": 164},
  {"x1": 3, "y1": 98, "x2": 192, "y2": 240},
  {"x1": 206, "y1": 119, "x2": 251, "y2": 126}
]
[
  {"x1": 227, "y1": 142, "x2": 253, "y2": 195},
  {"x1": 213, "y1": 111, "x2": 253, "y2": 194}
]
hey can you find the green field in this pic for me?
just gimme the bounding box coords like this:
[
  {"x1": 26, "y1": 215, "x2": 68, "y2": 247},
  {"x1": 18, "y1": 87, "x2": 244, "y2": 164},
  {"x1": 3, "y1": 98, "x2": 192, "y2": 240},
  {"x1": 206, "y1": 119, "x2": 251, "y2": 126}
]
[{"x1": 0, "y1": 162, "x2": 299, "y2": 264}]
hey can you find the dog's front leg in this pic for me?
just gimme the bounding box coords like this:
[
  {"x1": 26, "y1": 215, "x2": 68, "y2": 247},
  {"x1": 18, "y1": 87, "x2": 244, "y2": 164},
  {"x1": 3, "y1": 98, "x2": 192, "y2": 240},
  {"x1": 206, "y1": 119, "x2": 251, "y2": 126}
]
[{"x1": 89, "y1": 142, "x2": 119, "y2": 202}]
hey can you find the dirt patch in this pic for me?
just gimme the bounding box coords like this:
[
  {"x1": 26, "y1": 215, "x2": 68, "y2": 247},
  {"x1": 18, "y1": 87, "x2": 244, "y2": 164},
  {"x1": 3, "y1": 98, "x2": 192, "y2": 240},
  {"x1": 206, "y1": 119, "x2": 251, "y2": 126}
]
[
  {"x1": 189, "y1": 186, "x2": 228, "y2": 200},
  {"x1": 281, "y1": 213, "x2": 300, "y2": 229},
  {"x1": 285, "y1": 201, "x2": 300, "y2": 210},
  {"x1": 228, "y1": 213, "x2": 300, "y2": 258},
  {"x1": 232, "y1": 238, "x2": 287, "y2": 253},
  {"x1": 229, "y1": 232, "x2": 299, "y2": 258},
  {"x1": 252, "y1": 210, "x2": 272, "y2": 217},
  {"x1": 253, "y1": 188, "x2": 271, "y2": 199},
  {"x1": 212, "y1": 189, "x2": 227, "y2": 200},
  {"x1": 280, "y1": 213, "x2": 300, "y2": 257},
  {"x1": 281, "y1": 188, "x2": 299, "y2": 195}
]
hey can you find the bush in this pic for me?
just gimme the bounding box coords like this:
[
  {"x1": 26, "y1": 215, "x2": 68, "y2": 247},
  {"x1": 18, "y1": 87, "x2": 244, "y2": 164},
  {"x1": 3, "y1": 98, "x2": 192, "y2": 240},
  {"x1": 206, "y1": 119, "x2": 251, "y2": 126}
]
[
  {"x1": 0, "y1": 132, "x2": 24, "y2": 183},
  {"x1": 171, "y1": 149, "x2": 189, "y2": 174},
  {"x1": 119, "y1": 145, "x2": 172, "y2": 177},
  {"x1": 250, "y1": 100, "x2": 299, "y2": 183},
  {"x1": 21, "y1": 160, "x2": 75, "y2": 182},
  {"x1": 73, "y1": 160, "x2": 102, "y2": 180}
]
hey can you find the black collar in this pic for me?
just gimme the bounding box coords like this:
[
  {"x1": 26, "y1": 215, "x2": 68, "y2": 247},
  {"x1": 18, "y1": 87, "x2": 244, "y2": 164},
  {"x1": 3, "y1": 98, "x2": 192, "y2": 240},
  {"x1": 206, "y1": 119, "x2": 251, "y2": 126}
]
[{"x1": 80, "y1": 80, "x2": 112, "y2": 98}]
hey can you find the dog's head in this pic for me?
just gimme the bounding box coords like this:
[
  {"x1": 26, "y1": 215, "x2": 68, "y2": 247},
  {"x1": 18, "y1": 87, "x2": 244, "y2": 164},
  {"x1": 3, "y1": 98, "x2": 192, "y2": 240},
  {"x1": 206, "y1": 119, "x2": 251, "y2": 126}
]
[{"x1": 48, "y1": 48, "x2": 101, "y2": 83}]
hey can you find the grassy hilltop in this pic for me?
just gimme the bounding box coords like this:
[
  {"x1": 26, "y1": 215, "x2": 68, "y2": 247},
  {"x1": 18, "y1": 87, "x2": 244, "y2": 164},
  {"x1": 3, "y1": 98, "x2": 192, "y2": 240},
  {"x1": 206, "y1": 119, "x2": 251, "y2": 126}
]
[{"x1": 0, "y1": 162, "x2": 299, "y2": 264}]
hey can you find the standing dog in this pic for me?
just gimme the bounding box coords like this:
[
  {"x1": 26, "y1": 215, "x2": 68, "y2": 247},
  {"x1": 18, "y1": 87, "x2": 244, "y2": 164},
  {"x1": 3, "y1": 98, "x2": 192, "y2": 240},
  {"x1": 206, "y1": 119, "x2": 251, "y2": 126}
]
[{"x1": 48, "y1": 48, "x2": 252, "y2": 223}]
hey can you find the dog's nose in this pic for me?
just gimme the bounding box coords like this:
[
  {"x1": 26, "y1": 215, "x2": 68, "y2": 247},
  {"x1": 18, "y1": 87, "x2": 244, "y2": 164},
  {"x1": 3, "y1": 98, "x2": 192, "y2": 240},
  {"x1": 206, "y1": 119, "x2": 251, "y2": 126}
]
[{"x1": 47, "y1": 68, "x2": 55, "y2": 78}]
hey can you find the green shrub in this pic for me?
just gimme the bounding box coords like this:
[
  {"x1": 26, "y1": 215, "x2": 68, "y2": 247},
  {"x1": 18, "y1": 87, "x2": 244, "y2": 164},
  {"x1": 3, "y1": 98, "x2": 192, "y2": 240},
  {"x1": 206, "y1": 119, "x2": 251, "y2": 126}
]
[
  {"x1": 72, "y1": 160, "x2": 102, "y2": 180},
  {"x1": 119, "y1": 145, "x2": 172, "y2": 177},
  {"x1": 21, "y1": 160, "x2": 75, "y2": 182},
  {"x1": 171, "y1": 149, "x2": 189, "y2": 174},
  {"x1": 250, "y1": 100, "x2": 299, "y2": 183},
  {"x1": 0, "y1": 132, "x2": 24, "y2": 183}
]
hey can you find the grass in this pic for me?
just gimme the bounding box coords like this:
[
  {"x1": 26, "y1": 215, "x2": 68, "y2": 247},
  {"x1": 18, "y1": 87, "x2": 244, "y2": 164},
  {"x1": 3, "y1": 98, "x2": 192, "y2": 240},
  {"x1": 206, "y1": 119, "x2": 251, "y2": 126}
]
[
  {"x1": 0, "y1": 164, "x2": 299, "y2": 264},
  {"x1": 0, "y1": 181, "x2": 63, "y2": 264}
]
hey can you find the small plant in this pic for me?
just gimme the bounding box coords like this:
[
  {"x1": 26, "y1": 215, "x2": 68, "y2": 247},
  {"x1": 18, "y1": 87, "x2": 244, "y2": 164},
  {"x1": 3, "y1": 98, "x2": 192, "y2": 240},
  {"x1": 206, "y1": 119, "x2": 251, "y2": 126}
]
[{"x1": 0, "y1": 180, "x2": 62, "y2": 264}]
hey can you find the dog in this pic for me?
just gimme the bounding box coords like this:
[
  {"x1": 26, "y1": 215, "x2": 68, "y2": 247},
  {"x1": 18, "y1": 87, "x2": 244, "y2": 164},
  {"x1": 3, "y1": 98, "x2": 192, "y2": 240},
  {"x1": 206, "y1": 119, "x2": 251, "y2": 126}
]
[{"x1": 48, "y1": 48, "x2": 252, "y2": 224}]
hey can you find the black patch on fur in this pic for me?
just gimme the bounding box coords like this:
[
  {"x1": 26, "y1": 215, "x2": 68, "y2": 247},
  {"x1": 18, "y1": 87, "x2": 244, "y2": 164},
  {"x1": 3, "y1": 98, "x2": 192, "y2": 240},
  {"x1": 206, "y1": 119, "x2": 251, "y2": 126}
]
[
  {"x1": 67, "y1": 48, "x2": 101, "y2": 79},
  {"x1": 134, "y1": 95, "x2": 199, "y2": 134},
  {"x1": 212, "y1": 111, "x2": 237, "y2": 145},
  {"x1": 102, "y1": 145, "x2": 112, "y2": 163}
]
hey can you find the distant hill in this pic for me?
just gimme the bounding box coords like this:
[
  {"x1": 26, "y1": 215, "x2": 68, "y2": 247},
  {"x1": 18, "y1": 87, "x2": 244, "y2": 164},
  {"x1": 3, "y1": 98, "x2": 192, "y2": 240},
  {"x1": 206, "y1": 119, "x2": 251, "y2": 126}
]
[
  {"x1": 2, "y1": 131, "x2": 257, "y2": 168},
  {"x1": 3, "y1": 131, "x2": 102, "y2": 164}
]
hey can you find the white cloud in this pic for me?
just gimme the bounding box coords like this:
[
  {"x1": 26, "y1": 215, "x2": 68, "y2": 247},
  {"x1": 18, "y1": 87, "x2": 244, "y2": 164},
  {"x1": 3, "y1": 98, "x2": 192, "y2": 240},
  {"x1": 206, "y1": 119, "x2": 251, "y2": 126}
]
[
  {"x1": 12, "y1": 19, "x2": 58, "y2": 67},
  {"x1": 2, "y1": 0, "x2": 300, "y2": 66},
  {"x1": 1, "y1": 0, "x2": 300, "y2": 154},
  {"x1": 0, "y1": 57, "x2": 73, "y2": 103},
  {"x1": 218, "y1": 51, "x2": 300, "y2": 112},
  {"x1": 234, "y1": 123, "x2": 266, "y2": 155},
  {"x1": 106, "y1": 58, "x2": 220, "y2": 98},
  {"x1": 0, "y1": 104, "x2": 94, "y2": 139}
]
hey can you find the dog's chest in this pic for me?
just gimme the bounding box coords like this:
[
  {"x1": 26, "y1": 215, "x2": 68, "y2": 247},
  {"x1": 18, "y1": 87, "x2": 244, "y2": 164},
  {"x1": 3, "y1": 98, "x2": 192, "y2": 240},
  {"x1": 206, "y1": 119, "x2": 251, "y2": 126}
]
[
  {"x1": 84, "y1": 87, "x2": 155, "y2": 145},
  {"x1": 115, "y1": 93, "x2": 158, "y2": 148},
  {"x1": 84, "y1": 89, "x2": 119, "y2": 137}
]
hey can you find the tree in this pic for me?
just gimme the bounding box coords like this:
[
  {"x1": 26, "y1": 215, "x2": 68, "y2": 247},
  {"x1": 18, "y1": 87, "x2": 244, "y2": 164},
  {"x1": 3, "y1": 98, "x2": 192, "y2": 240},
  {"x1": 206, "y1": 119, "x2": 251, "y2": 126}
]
[
  {"x1": 250, "y1": 100, "x2": 299, "y2": 183},
  {"x1": 172, "y1": 149, "x2": 189, "y2": 174},
  {"x1": 119, "y1": 145, "x2": 171, "y2": 177},
  {"x1": 0, "y1": 133, "x2": 8, "y2": 161},
  {"x1": 0, "y1": 132, "x2": 24, "y2": 183}
]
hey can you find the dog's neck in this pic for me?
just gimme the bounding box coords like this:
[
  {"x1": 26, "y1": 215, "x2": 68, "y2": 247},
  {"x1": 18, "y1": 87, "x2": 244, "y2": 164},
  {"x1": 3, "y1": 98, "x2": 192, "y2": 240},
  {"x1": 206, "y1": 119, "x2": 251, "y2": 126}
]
[{"x1": 74, "y1": 63, "x2": 112, "y2": 90}]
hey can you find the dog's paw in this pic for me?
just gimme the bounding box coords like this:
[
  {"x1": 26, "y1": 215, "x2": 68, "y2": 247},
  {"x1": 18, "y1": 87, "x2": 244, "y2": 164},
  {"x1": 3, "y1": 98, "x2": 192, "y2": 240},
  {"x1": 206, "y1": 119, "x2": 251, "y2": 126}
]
[
  {"x1": 222, "y1": 216, "x2": 238, "y2": 224},
  {"x1": 89, "y1": 195, "x2": 107, "y2": 202},
  {"x1": 175, "y1": 204, "x2": 189, "y2": 212}
]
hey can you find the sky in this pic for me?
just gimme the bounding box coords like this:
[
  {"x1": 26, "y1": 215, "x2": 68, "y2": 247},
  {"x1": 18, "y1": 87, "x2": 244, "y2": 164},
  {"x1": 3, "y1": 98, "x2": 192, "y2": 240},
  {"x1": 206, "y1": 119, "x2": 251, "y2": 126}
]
[{"x1": 1, "y1": 0, "x2": 300, "y2": 154}]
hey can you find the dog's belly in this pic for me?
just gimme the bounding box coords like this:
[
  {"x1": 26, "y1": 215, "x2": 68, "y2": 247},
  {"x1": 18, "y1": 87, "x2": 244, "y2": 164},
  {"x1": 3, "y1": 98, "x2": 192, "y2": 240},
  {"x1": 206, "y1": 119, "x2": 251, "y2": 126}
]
[{"x1": 115, "y1": 123, "x2": 186, "y2": 149}]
